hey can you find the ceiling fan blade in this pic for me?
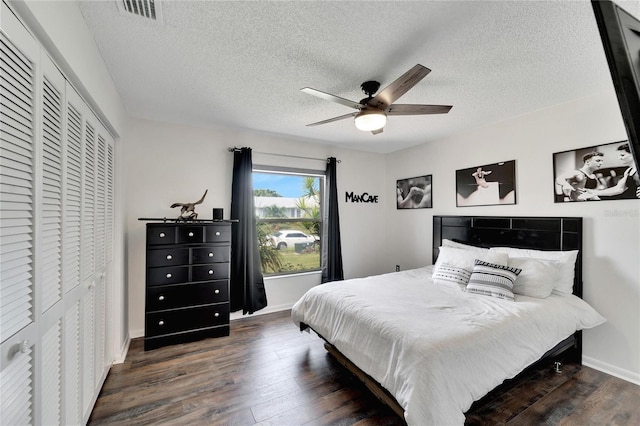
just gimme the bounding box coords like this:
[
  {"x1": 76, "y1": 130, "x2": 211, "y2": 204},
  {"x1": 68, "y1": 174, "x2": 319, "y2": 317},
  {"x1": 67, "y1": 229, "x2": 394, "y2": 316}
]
[
  {"x1": 301, "y1": 87, "x2": 362, "y2": 110},
  {"x1": 367, "y1": 64, "x2": 431, "y2": 108},
  {"x1": 306, "y1": 112, "x2": 358, "y2": 127},
  {"x1": 386, "y1": 104, "x2": 452, "y2": 115},
  {"x1": 371, "y1": 127, "x2": 384, "y2": 135}
]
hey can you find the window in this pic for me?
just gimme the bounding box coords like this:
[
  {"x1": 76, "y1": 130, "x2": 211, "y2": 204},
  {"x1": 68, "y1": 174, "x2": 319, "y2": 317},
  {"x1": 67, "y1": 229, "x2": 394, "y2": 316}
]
[{"x1": 253, "y1": 167, "x2": 324, "y2": 275}]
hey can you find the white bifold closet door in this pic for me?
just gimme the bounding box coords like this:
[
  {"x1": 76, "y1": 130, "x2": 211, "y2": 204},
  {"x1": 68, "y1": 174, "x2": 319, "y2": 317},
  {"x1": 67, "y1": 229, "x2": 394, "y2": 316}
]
[
  {"x1": 1, "y1": 2, "x2": 114, "y2": 424},
  {"x1": 0, "y1": 7, "x2": 39, "y2": 424}
]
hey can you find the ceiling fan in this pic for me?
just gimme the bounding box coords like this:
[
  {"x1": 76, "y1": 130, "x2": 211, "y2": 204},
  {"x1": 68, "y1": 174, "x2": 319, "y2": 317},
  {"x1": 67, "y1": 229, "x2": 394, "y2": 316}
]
[{"x1": 301, "y1": 64, "x2": 452, "y2": 135}]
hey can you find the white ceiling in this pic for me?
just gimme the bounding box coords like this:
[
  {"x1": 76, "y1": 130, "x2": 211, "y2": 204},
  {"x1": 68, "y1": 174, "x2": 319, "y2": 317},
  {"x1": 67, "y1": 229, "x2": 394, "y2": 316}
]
[{"x1": 77, "y1": 0, "x2": 639, "y2": 154}]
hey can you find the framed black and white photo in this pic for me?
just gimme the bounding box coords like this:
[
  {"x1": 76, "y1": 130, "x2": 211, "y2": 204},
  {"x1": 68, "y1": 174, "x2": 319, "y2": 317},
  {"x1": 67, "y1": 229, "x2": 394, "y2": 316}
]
[
  {"x1": 553, "y1": 140, "x2": 638, "y2": 202},
  {"x1": 456, "y1": 160, "x2": 516, "y2": 207},
  {"x1": 396, "y1": 174, "x2": 432, "y2": 209}
]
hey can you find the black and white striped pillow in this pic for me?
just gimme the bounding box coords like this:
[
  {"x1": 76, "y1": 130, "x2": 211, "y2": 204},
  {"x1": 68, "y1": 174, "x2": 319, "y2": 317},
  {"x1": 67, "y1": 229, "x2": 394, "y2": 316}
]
[
  {"x1": 466, "y1": 260, "x2": 521, "y2": 301},
  {"x1": 433, "y1": 263, "x2": 472, "y2": 291}
]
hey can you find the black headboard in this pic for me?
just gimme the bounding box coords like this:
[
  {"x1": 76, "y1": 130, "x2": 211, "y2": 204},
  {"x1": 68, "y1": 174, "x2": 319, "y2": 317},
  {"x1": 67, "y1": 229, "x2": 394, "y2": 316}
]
[{"x1": 433, "y1": 216, "x2": 583, "y2": 298}]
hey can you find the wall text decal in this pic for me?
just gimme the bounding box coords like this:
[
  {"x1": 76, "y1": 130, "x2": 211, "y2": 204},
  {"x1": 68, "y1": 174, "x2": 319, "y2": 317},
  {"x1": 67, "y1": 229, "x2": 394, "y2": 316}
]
[{"x1": 345, "y1": 192, "x2": 379, "y2": 203}]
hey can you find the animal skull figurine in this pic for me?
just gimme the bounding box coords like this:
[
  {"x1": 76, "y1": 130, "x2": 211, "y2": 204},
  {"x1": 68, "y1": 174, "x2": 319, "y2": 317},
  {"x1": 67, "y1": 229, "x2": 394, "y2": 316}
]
[{"x1": 170, "y1": 189, "x2": 208, "y2": 221}]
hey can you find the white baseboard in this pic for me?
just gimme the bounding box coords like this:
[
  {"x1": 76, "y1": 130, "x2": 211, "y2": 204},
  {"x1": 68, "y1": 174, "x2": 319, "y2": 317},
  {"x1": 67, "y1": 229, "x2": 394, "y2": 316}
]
[
  {"x1": 230, "y1": 303, "x2": 293, "y2": 321},
  {"x1": 113, "y1": 334, "x2": 131, "y2": 365},
  {"x1": 583, "y1": 355, "x2": 640, "y2": 385}
]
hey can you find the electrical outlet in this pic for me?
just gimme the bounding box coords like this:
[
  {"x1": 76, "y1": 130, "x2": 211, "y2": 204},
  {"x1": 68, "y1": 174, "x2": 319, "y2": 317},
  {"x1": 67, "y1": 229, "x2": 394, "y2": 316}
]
[{"x1": 396, "y1": 265, "x2": 400, "y2": 272}]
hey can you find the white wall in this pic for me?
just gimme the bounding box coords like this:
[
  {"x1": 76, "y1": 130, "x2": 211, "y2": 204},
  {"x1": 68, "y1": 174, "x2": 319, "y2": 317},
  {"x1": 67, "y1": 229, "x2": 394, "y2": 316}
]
[
  {"x1": 385, "y1": 90, "x2": 640, "y2": 384},
  {"x1": 123, "y1": 119, "x2": 387, "y2": 335}
]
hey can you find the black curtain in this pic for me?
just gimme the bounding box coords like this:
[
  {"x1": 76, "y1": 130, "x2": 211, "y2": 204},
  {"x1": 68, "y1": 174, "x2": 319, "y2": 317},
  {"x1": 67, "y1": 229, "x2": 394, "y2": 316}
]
[
  {"x1": 321, "y1": 157, "x2": 344, "y2": 283},
  {"x1": 230, "y1": 147, "x2": 267, "y2": 314}
]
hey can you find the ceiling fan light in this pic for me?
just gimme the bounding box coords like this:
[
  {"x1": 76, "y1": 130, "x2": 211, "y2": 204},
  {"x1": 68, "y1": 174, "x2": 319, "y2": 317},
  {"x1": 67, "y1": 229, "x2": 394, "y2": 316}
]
[{"x1": 354, "y1": 110, "x2": 387, "y2": 131}]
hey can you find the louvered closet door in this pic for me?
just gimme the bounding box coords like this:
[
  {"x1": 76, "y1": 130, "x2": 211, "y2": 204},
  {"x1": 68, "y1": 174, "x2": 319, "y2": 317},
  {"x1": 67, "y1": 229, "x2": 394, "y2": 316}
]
[
  {"x1": 81, "y1": 110, "x2": 97, "y2": 416},
  {"x1": 91, "y1": 121, "x2": 111, "y2": 404},
  {"x1": 79, "y1": 110, "x2": 113, "y2": 420},
  {"x1": 0, "y1": 5, "x2": 39, "y2": 425},
  {"x1": 62, "y1": 83, "x2": 84, "y2": 425},
  {"x1": 37, "y1": 52, "x2": 66, "y2": 426},
  {"x1": 94, "y1": 130, "x2": 107, "y2": 383}
]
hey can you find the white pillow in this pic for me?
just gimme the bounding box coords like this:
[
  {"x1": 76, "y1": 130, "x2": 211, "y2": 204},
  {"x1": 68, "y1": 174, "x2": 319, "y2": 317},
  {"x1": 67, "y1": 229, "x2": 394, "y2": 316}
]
[
  {"x1": 442, "y1": 239, "x2": 489, "y2": 252},
  {"x1": 508, "y1": 257, "x2": 559, "y2": 298},
  {"x1": 490, "y1": 247, "x2": 578, "y2": 294},
  {"x1": 433, "y1": 246, "x2": 509, "y2": 277}
]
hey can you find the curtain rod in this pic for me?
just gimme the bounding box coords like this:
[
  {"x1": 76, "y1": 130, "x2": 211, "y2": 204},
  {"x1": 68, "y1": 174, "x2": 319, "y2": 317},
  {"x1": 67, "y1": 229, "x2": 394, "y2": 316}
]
[{"x1": 227, "y1": 147, "x2": 340, "y2": 163}]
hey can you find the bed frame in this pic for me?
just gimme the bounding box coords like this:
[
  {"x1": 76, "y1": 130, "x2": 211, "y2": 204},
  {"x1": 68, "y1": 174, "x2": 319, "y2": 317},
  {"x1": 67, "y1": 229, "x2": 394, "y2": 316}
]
[{"x1": 305, "y1": 215, "x2": 583, "y2": 420}]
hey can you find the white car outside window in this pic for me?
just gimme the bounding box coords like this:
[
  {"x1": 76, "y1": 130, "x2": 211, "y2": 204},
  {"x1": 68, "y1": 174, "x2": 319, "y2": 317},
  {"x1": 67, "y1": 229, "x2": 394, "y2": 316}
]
[{"x1": 269, "y1": 230, "x2": 317, "y2": 250}]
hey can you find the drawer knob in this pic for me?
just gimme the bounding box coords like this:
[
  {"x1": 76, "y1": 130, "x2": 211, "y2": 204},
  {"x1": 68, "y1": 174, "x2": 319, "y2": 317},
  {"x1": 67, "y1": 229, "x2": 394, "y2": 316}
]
[
  {"x1": 208, "y1": 269, "x2": 214, "y2": 275},
  {"x1": 188, "y1": 231, "x2": 194, "y2": 237},
  {"x1": 214, "y1": 312, "x2": 220, "y2": 318},
  {"x1": 215, "y1": 231, "x2": 221, "y2": 236},
  {"x1": 158, "y1": 320, "x2": 164, "y2": 326},
  {"x1": 214, "y1": 289, "x2": 220, "y2": 294},
  {"x1": 208, "y1": 252, "x2": 214, "y2": 257},
  {"x1": 166, "y1": 254, "x2": 173, "y2": 260},
  {"x1": 158, "y1": 295, "x2": 165, "y2": 301},
  {"x1": 166, "y1": 273, "x2": 172, "y2": 279},
  {"x1": 159, "y1": 232, "x2": 165, "y2": 238}
]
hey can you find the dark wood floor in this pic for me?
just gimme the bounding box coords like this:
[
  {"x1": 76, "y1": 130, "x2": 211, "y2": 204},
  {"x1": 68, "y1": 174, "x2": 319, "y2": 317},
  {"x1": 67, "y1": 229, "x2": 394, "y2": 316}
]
[{"x1": 89, "y1": 310, "x2": 640, "y2": 425}]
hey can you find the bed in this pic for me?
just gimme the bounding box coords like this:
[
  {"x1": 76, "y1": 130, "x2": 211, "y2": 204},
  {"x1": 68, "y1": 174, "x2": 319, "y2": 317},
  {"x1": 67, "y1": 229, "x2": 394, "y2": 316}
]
[{"x1": 291, "y1": 215, "x2": 606, "y2": 425}]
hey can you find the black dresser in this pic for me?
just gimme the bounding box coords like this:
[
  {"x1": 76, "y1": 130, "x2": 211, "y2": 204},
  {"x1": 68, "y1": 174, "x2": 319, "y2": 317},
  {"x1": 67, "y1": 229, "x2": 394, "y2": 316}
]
[{"x1": 144, "y1": 221, "x2": 232, "y2": 350}]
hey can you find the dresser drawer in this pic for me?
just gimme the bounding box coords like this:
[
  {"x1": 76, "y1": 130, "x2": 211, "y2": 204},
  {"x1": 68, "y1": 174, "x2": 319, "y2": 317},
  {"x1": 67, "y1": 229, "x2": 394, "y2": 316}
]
[
  {"x1": 146, "y1": 304, "x2": 230, "y2": 336},
  {"x1": 191, "y1": 246, "x2": 230, "y2": 264},
  {"x1": 147, "y1": 266, "x2": 189, "y2": 285},
  {"x1": 192, "y1": 263, "x2": 229, "y2": 281},
  {"x1": 205, "y1": 225, "x2": 231, "y2": 242},
  {"x1": 147, "y1": 226, "x2": 176, "y2": 245},
  {"x1": 146, "y1": 281, "x2": 229, "y2": 311},
  {"x1": 147, "y1": 248, "x2": 189, "y2": 267},
  {"x1": 177, "y1": 226, "x2": 204, "y2": 244}
]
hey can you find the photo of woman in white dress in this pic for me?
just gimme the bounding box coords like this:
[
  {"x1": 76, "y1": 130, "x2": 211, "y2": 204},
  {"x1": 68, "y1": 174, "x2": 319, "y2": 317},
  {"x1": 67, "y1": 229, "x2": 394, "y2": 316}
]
[{"x1": 456, "y1": 161, "x2": 516, "y2": 207}]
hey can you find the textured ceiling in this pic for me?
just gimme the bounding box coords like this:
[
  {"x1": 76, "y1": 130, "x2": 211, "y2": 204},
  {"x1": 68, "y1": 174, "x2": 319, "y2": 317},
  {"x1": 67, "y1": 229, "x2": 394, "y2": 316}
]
[{"x1": 77, "y1": 0, "x2": 639, "y2": 154}]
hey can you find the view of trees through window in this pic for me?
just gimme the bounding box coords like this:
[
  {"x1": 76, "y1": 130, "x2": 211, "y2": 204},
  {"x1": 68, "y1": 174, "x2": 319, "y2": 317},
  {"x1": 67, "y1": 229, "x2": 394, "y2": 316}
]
[{"x1": 253, "y1": 171, "x2": 323, "y2": 275}]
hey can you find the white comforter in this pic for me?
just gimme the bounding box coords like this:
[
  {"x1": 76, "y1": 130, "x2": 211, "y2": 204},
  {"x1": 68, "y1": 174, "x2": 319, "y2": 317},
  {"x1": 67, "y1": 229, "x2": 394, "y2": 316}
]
[{"x1": 291, "y1": 266, "x2": 606, "y2": 425}]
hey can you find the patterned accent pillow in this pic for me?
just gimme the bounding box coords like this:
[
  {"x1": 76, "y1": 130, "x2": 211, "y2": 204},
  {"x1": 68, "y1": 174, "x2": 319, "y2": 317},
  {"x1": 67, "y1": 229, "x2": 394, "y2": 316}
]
[
  {"x1": 466, "y1": 260, "x2": 522, "y2": 301},
  {"x1": 433, "y1": 247, "x2": 509, "y2": 277},
  {"x1": 433, "y1": 263, "x2": 472, "y2": 291}
]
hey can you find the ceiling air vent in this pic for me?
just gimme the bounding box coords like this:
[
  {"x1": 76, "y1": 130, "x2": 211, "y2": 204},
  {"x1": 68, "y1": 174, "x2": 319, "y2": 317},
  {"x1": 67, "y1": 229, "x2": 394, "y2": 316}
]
[{"x1": 117, "y1": 0, "x2": 162, "y2": 21}]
